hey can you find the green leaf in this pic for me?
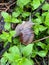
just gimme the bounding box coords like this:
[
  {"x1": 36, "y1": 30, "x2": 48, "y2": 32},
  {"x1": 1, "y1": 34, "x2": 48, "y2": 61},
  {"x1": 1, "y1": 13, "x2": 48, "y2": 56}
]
[
  {"x1": 34, "y1": 25, "x2": 47, "y2": 35},
  {"x1": 31, "y1": 0, "x2": 40, "y2": 9},
  {"x1": 3, "y1": 52, "x2": 15, "y2": 62},
  {"x1": 1, "y1": 57, "x2": 7, "y2": 65},
  {"x1": 22, "y1": 12, "x2": 30, "y2": 18},
  {"x1": 32, "y1": 50, "x2": 37, "y2": 58},
  {"x1": 32, "y1": 53, "x2": 36, "y2": 58},
  {"x1": 9, "y1": 30, "x2": 16, "y2": 37},
  {"x1": 4, "y1": 23, "x2": 11, "y2": 30},
  {"x1": 12, "y1": 12, "x2": 20, "y2": 17},
  {"x1": 9, "y1": 46, "x2": 20, "y2": 56},
  {"x1": 36, "y1": 42, "x2": 46, "y2": 49},
  {"x1": 1, "y1": 12, "x2": 11, "y2": 22},
  {"x1": 17, "y1": 58, "x2": 34, "y2": 65},
  {"x1": 44, "y1": 12, "x2": 49, "y2": 27},
  {"x1": 42, "y1": 3, "x2": 49, "y2": 10},
  {"x1": 8, "y1": 36, "x2": 12, "y2": 42},
  {"x1": 42, "y1": 12, "x2": 48, "y2": 17},
  {"x1": 13, "y1": 37, "x2": 20, "y2": 45},
  {"x1": 11, "y1": 17, "x2": 20, "y2": 23},
  {"x1": 35, "y1": 13, "x2": 40, "y2": 17},
  {"x1": 3, "y1": 46, "x2": 21, "y2": 63},
  {"x1": 0, "y1": 32, "x2": 9, "y2": 41},
  {"x1": 11, "y1": 62, "x2": 17, "y2": 65},
  {"x1": 33, "y1": 17, "x2": 42, "y2": 24},
  {"x1": 22, "y1": 44, "x2": 33, "y2": 57},
  {"x1": 17, "y1": 0, "x2": 30, "y2": 8},
  {"x1": 37, "y1": 50, "x2": 47, "y2": 57},
  {"x1": 34, "y1": 25, "x2": 39, "y2": 35},
  {"x1": 38, "y1": 25, "x2": 47, "y2": 32},
  {"x1": 0, "y1": 31, "x2": 13, "y2": 42},
  {"x1": 46, "y1": 38, "x2": 49, "y2": 44},
  {"x1": 15, "y1": 7, "x2": 23, "y2": 14},
  {"x1": 47, "y1": 44, "x2": 49, "y2": 50},
  {"x1": 3, "y1": 52, "x2": 21, "y2": 63}
]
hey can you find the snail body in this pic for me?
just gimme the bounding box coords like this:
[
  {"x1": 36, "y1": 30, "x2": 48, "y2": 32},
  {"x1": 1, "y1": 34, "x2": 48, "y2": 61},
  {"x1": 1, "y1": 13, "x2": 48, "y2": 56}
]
[
  {"x1": 13, "y1": 14, "x2": 35, "y2": 45},
  {"x1": 14, "y1": 20, "x2": 34, "y2": 45}
]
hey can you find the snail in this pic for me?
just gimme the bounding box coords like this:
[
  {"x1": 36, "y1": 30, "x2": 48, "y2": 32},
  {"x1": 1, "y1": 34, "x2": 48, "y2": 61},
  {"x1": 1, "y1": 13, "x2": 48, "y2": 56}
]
[
  {"x1": 14, "y1": 15, "x2": 35, "y2": 45},
  {"x1": 13, "y1": 0, "x2": 46, "y2": 45}
]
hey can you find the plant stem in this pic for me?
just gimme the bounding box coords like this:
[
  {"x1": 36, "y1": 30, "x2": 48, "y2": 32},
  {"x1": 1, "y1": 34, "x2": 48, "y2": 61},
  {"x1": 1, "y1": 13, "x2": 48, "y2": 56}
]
[
  {"x1": 43, "y1": 58, "x2": 46, "y2": 65},
  {"x1": 34, "y1": 58, "x2": 40, "y2": 65},
  {"x1": 48, "y1": 52, "x2": 49, "y2": 65}
]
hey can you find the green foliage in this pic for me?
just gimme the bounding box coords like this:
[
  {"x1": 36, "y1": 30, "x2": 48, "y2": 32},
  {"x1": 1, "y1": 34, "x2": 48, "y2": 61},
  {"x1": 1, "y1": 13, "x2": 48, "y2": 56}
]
[
  {"x1": 17, "y1": 58, "x2": 34, "y2": 65},
  {"x1": 1, "y1": 57, "x2": 7, "y2": 65},
  {"x1": 34, "y1": 24, "x2": 47, "y2": 35},
  {"x1": 12, "y1": 12, "x2": 21, "y2": 17},
  {"x1": 4, "y1": 23, "x2": 11, "y2": 30},
  {"x1": 35, "y1": 42, "x2": 48, "y2": 57},
  {"x1": 44, "y1": 12, "x2": 49, "y2": 27},
  {"x1": 1, "y1": 12, "x2": 20, "y2": 23},
  {"x1": 31, "y1": 0, "x2": 41, "y2": 10},
  {"x1": 37, "y1": 50, "x2": 47, "y2": 57},
  {"x1": 1, "y1": 12, "x2": 11, "y2": 22},
  {"x1": 0, "y1": 31, "x2": 15, "y2": 42},
  {"x1": 1, "y1": 46, "x2": 34, "y2": 65},
  {"x1": 9, "y1": 46, "x2": 20, "y2": 54},
  {"x1": 33, "y1": 16, "x2": 42, "y2": 24},
  {"x1": 36, "y1": 42, "x2": 46, "y2": 49},
  {"x1": 22, "y1": 12, "x2": 30, "y2": 18},
  {"x1": 1, "y1": 0, "x2": 49, "y2": 65},
  {"x1": 42, "y1": 2, "x2": 49, "y2": 10},
  {"x1": 22, "y1": 44, "x2": 33, "y2": 57},
  {"x1": 17, "y1": 0, "x2": 30, "y2": 8}
]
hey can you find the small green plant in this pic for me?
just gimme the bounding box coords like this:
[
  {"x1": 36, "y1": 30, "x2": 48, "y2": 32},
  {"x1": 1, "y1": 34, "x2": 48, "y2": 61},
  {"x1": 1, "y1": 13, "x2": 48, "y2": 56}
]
[
  {"x1": 0, "y1": 31, "x2": 15, "y2": 42},
  {"x1": 1, "y1": 42, "x2": 49, "y2": 65}
]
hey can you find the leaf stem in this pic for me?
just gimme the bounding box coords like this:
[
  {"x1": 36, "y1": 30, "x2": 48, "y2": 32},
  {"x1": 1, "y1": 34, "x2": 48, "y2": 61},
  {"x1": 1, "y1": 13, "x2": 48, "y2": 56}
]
[
  {"x1": 48, "y1": 52, "x2": 49, "y2": 65},
  {"x1": 43, "y1": 58, "x2": 46, "y2": 65},
  {"x1": 34, "y1": 58, "x2": 40, "y2": 65}
]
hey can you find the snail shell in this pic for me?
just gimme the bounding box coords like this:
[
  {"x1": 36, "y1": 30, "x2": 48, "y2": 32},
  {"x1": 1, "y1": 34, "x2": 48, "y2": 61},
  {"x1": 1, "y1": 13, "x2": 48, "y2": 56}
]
[
  {"x1": 20, "y1": 28, "x2": 34, "y2": 45},
  {"x1": 14, "y1": 21, "x2": 34, "y2": 45}
]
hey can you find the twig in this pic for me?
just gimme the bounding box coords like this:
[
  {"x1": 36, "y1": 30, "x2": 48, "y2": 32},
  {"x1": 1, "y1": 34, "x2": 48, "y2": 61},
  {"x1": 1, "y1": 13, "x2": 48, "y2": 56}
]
[
  {"x1": 0, "y1": 1, "x2": 16, "y2": 12},
  {"x1": 5, "y1": 2, "x2": 16, "y2": 11},
  {"x1": 0, "y1": 8, "x2": 6, "y2": 9},
  {"x1": 33, "y1": 36, "x2": 49, "y2": 43},
  {"x1": 8, "y1": 2, "x2": 16, "y2": 7},
  {"x1": 0, "y1": 3, "x2": 7, "y2": 5},
  {"x1": 0, "y1": 1, "x2": 14, "y2": 6}
]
